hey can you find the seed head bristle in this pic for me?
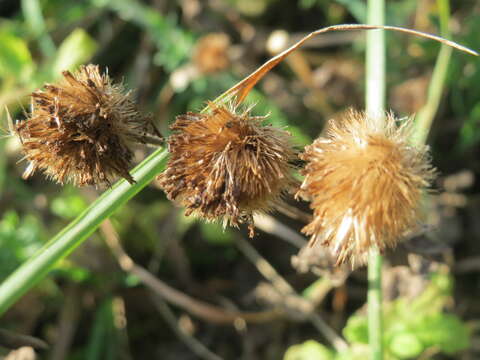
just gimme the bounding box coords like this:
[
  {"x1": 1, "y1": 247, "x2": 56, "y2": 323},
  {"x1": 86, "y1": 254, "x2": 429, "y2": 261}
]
[
  {"x1": 14, "y1": 64, "x2": 162, "y2": 187},
  {"x1": 296, "y1": 109, "x2": 435, "y2": 267},
  {"x1": 158, "y1": 102, "x2": 297, "y2": 235}
]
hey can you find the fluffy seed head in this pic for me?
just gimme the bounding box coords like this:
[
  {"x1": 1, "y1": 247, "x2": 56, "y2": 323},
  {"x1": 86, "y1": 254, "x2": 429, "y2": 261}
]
[
  {"x1": 158, "y1": 103, "x2": 297, "y2": 235},
  {"x1": 296, "y1": 109, "x2": 435, "y2": 266},
  {"x1": 14, "y1": 64, "x2": 162, "y2": 186}
]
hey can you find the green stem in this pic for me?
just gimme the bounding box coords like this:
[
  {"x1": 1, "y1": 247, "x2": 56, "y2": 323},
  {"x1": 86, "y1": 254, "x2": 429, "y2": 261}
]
[
  {"x1": 367, "y1": 252, "x2": 383, "y2": 359},
  {"x1": 414, "y1": 0, "x2": 452, "y2": 145},
  {"x1": 366, "y1": 0, "x2": 385, "y2": 359},
  {"x1": 0, "y1": 148, "x2": 168, "y2": 317},
  {"x1": 366, "y1": 0, "x2": 386, "y2": 121}
]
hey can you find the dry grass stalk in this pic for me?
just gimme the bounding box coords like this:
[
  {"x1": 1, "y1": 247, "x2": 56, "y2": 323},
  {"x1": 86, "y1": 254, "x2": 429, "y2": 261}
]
[
  {"x1": 216, "y1": 24, "x2": 476, "y2": 107},
  {"x1": 193, "y1": 33, "x2": 230, "y2": 74}
]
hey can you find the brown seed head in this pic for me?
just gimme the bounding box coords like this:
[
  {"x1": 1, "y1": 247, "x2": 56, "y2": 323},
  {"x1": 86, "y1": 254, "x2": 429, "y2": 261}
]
[
  {"x1": 158, "y1": 102, "x2": 297, "y2": 235},
  {"x1": 192, "y1": 33, "x2": 230, "y2": 74},
  {"x1": 296, "y1": 109, "x2": 435, "y2": 267},
  {"x1": 14, "y1": 64, "x2": 162, "y2": 187}
]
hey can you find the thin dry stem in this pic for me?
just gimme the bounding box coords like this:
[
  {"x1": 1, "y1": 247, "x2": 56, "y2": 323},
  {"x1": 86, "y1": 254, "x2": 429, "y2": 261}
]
[
  {"x1": 100, "y1": 219, "x2": 280, "y2": 325},
  {"x1": 253, "y1": 213, "x2": 308, "y2": 249},
  {"x1": 214, "y1": 24, "x2": 477, "y2": 107},
  {"x1": 150, "y1": 297, "x2": 223, "y2": 360},
  {"x1": 235, "y1": 236, "x2": 348, "y2": 352}
]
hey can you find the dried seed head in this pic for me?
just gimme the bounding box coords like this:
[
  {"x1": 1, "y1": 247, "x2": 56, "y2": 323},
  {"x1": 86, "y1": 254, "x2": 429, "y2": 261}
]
[
  {"x1": 296, "y1": 109, "x2": 435, "y2": 267},
  {"x1": 15, "y1": 64, "x2": 162, "y2": 187},
  {"x1": 158, "y1": 102, "x2": 297, "y2": 235},
  {"x1": 192, "y1": 33, "x2": 230, "y2": 74}
]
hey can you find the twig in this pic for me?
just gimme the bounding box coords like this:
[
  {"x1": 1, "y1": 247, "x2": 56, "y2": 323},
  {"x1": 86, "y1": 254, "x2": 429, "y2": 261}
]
[
  {"x1": 50, "y1": 285, "x2": 80, "y2": 360},
  {"x1": 147, "y1": 210, "x2": 178, "y2": 274},
  {"x1": 0, "y1": 329, "x2": 48, "y2": 351},
  {"x1": 253, "y1": 214, "x2": 307, "y2": 248},
  {"x1": 274, "y1": 201, "x2": 313, "y2": 223},
  {"x1": 207, "y1": 23, "x2": 477, "y2": 109},
  {"x1": 286, "y1": 31, "x2": 362, "y2": 49},
  {"x1": 454, "y1": 257, "x2": 480, "y2": 274},
  {"x1": 150, "y1": 296, "x2": 223, "y2": 360},
  {"x1": 100, "y1": 220, "x2": 280, "y2": 325},
  {"x1": 302, "y1": 278, "x2": 336, "y2": 307},
  {"x1": 234, "y1": 237, "x2": 348, "y2": 352}
]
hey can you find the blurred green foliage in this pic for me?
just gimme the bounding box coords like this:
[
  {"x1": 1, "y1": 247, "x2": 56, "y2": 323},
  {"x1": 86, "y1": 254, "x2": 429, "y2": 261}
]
[
  {"x1": 50, "y1": 189, "x2": 88, "y2": 220},
  {"x1": 0, "y1": 211, "x2": 44, "y2": 276},
  {"x1": 285, "y1": 273, "x2": 470, "y2": 360},
  {"x1": 0, "y1": 0, "x2": 478, "y2": 358}
]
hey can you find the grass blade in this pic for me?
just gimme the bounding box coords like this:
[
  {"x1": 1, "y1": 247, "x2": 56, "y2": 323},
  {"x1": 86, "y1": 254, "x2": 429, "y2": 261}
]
[{"x1": 0, "y1": 148, "x2": 168, "y2": 316}]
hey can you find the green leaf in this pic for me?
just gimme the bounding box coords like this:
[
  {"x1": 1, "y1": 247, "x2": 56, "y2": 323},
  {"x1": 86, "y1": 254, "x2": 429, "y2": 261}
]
[
  {"x1": 335, "y1": 344, "x2": 370, "y2": 360},
  {"x1": 0, "y1": 30, "x2": 35, "y2": 82},
  {"x1": 415, "y1": 313, "x2": 470, "y2": 354},
  {"x1": 408, "y1": 273, "x2": 452, "y2": 315},
  {"x1": 50, "y1": 192, "x2": 88, "y2": 219},
  {"x1": 53, "y1": 263, "x2": 91, "y2": 283},
  {"x1": 343, "y1": 315, "x2": 369, "y2": 344},
  {"x1": 299, "y1": 0, "x2": 320, "y2": 10},
  {"x1": 124, "y1": 274, "x2": 140, "y2": 287},
  {"x1": 284, "y1": 340, "x2": 334, "y2": 360},
  {"x1": 200, "y1": 222, "x2": 234, "y2": 245},
  {"x1": 389, "y1": 332, "x2": 423, "y2": 359},
  {"x1": 94, "y1": 0, "x2": 193, "y2": 71},
  {"x1": 52, "y1": 28, "x2": 97, "y2": 75},
  {"x1": 86, "y1": 298, "x2": 119, "y2": 360},
  {"x1": 22, "y1": 0, "x2": 47, "y2": 36},
  {"x1": 0, "y1": 211, "x2": 45, "y2": 278},
  {"x1": 459, "y1": 102, "x2": 480, "y2": 148}
]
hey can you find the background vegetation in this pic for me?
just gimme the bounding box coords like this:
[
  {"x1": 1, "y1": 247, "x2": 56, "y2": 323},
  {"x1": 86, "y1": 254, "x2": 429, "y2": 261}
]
[{"x1": 1, "y1": 0, "x2": 480, "y2": 359}]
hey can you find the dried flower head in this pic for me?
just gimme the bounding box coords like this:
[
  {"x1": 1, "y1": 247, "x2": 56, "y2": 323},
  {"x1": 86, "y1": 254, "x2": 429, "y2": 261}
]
[
  {"x1": 192, "y1": 33, "x2": 230, "y2": 74},
  {"x1": 158, "y1": 102, "x2": 297, "y2": 236},
  {"x1": 296, "y1": 109, "x2": 435, "y2": 266},
  {"x1": 14, "y1": 64, "x2": 162, "y2": 187}
]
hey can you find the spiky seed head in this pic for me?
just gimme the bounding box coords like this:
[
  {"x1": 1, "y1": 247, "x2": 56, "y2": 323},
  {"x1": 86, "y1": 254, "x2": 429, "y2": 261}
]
[
  {"x1": 296, "y1": 109, "x2": 435, "y2": 267},
  {"x1": 192, "y1": 33, "x2": 230, "y2": 74},
  {"x1": 14, "y1": 64, "x2": 162, "y2": 187},
  {"x1": 158, "y1": 102, "x2": 297, "y2": 236}
]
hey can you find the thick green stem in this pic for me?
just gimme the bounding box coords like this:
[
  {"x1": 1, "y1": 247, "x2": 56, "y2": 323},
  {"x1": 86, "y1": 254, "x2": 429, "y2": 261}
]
[
  {"x1": 0, "y1": 148, "x2": 168, "y2": 317},
  {"x1": 366, "y1": 0, "x2": 385, "y2": 359}
]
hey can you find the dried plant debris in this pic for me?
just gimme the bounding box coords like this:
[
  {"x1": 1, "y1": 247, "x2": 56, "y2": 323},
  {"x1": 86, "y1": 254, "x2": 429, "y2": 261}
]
[
  {"x1": 192, "y1": 33, "x2": 231, "y2": 74},
  {"x1": 14, "y1": 64, "x2": 163, "y2": 187},
  {"x1": 296, "y1": 109, "x2": 435, "y2": 267},
  {"x1": 158, "y1": 102, "x2": 297, "y2": 236}
]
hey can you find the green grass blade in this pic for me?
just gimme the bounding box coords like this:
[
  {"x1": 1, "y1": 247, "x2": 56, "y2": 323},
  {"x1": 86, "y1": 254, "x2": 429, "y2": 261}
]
[
  {"x1": 21, "y1": 0, "x2": 56, "y2": 57},
  {"x1": 0, "y1": 148, "x2": 168, "y2": 316},
  {"x1": 413, "y1": 0, "x2": 452, "y2": 145}
]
